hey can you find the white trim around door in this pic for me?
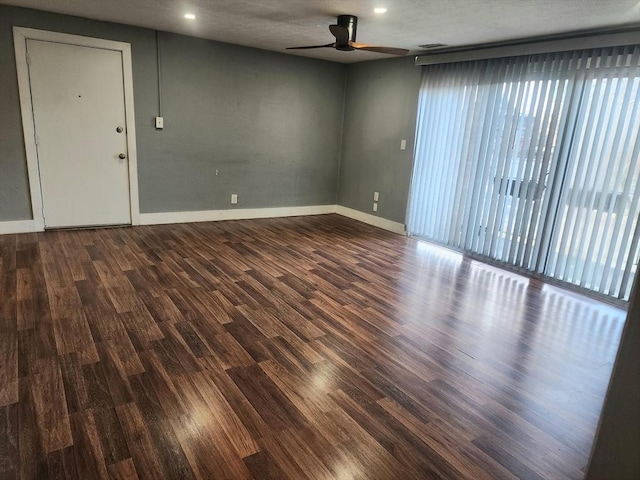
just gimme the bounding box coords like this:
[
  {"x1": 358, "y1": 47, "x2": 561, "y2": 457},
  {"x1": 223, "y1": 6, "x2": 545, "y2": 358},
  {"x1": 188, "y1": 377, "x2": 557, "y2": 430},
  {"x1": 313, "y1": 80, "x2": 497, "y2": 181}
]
[{"x1": 13, "y1": 27, "x2": 140, "y2": 230}]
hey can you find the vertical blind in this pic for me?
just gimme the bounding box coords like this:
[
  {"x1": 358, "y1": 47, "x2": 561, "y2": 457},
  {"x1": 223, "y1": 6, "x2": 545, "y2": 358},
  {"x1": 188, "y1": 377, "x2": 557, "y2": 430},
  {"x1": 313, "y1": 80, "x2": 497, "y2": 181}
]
[{"x1": 408, "y1": 45, "x2": 640, "y2": 300}]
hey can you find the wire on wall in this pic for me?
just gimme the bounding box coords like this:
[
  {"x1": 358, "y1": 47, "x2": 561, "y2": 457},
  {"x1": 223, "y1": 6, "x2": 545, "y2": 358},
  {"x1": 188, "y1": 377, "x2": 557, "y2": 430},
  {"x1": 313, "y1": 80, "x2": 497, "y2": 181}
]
[{"x1": 156, "y1": 29, "x2": 163, "y2": 117}]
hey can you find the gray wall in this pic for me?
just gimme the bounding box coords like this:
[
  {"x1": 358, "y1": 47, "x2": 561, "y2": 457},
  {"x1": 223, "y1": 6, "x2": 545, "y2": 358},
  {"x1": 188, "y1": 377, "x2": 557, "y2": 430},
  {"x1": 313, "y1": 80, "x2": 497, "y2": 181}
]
[
  {"x1": 0, "y1": 5, "x2": 345, "y2": 220},
  {"x1": 586, "y1": 277, "x2": 640, "y2": 479},
  {"x1": 337, "y1": 56, "x2": 421, "y2": 224},
  {"x1": 146, "y1": 33, "x2": 344, "y2": 213}
]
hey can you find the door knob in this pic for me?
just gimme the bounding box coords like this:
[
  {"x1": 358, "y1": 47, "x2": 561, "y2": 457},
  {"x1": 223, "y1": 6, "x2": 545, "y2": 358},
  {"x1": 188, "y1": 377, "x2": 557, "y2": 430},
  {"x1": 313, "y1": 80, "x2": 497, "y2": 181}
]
[
  {"x1": 116, "y1": 126, "x2": 123, "y2": 133},
  {"x1": 118, "y1": 153, "x2": 126, "y2": 159}
]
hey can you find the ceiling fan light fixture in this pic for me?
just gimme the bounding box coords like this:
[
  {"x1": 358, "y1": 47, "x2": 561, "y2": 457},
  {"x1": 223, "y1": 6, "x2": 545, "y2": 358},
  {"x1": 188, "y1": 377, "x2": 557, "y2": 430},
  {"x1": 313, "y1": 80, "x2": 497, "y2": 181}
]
[
  {"x1": 184, "y1": 13, "x2": 196, "y2": 20},
  {"x1": 374, "y1": 8, "x2": 387, "y2": 14}
]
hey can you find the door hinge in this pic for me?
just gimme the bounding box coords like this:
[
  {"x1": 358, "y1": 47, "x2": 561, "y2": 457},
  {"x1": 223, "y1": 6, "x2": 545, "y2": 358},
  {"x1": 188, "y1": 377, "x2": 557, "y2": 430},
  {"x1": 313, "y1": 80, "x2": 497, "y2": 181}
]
[
  {"x1": 26, "y1": 52, "x2": 31, "y2": 65},
  {"x1": 34, "y1": 134, "x2": 39, "y2": 146}
]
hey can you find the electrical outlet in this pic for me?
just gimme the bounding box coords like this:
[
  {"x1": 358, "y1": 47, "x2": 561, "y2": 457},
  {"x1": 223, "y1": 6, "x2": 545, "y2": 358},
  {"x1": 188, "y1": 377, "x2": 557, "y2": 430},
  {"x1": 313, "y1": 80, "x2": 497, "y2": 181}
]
[
  {"x1": 155, "y1": 116, "x2": 164, "y2": 129},
  {"x1": 374, "y1": 191, "x2": 379, "y2": 201},
  {"x1": 373, "y1": 202, "x2": 378, "y2": 212},
  {"x1": 231, "y1": 194, "x2": 238, "y2": 204}
]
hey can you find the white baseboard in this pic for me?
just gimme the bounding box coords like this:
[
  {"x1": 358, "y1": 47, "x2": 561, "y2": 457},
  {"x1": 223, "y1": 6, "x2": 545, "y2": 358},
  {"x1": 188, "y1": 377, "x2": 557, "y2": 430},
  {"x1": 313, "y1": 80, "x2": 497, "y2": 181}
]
[
  {"x1": 0, "y1": 219, "x2": 37, "y2": 235},
  {"x1": 139, "y1": 205, "x2": 337, "y2": 225},
  {"x1": 335, "y1": 205, "x2": 406, "y2": 235},
  {"x1": 1, "y1": 205, "x2": 406, "y2": 236}
]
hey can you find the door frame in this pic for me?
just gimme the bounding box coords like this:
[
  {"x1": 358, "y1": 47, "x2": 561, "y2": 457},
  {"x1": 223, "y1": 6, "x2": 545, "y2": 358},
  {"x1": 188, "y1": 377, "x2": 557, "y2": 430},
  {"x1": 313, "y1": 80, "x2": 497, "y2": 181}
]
[{"x1": 13, "y1": 27, "x2": 140, "y2": 230}]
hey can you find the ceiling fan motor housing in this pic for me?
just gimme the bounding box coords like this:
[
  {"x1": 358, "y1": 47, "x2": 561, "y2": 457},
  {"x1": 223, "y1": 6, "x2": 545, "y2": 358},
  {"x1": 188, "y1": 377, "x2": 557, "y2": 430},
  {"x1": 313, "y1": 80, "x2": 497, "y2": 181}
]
[
  {"x1": 336, "y1": 15, "x2": 357, "y2": 50},
  {"x1": 286, "y1": 14, "x2": 407, "y2": 56}
]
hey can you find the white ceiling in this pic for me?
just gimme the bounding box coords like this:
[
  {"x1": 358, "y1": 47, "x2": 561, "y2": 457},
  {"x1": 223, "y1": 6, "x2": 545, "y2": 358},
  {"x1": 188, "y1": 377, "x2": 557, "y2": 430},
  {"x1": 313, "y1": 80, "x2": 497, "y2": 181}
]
[{"x1": 3, "y1": 0, "x2": 640, "y2": 63}]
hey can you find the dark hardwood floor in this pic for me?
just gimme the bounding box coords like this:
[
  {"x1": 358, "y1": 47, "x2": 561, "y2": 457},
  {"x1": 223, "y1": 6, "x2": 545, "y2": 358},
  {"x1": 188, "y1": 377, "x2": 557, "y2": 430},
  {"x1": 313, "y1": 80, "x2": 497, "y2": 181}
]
[{"x1": 0, "y1": 214, "x2": 626, "y2": 479}]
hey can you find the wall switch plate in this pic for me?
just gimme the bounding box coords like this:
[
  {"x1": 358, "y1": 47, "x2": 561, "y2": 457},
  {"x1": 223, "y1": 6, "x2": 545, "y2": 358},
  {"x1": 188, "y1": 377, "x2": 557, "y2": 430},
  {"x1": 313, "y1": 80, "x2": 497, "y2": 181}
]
[
  {"x1": 373, "y1": 202, "x2": 378, "y2": 212},
  {"x1": 231, "y1": 194, "x2": 238, "y2": 204},
  {"x1": 155, "y1": 116, "x2": 164, "y2": 129},
  {"x1": 374, "y1": 191, "x2": 379, "y2": 201},
  {"x1": 400, "y1": 139, "x2": 407, "y2": 150}
]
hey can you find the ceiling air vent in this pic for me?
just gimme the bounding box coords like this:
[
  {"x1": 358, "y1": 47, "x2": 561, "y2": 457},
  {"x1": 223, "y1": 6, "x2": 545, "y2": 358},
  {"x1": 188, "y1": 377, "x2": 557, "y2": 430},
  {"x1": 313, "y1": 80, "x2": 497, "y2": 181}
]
[{"x1": 419, "y1": 43, "x2": 447, "y2": 49}]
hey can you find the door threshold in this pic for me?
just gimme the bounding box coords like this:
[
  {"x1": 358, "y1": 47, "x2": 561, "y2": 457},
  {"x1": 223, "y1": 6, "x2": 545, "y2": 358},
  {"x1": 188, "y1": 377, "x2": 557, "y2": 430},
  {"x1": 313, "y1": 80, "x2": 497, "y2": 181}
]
[{"x1": 44, "y1": 223, "x2": 131, "y2": 232}]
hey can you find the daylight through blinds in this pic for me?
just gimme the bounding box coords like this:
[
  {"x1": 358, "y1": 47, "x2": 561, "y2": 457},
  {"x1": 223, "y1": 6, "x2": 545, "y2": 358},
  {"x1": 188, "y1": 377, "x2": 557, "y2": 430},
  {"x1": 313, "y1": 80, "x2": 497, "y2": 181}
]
[{"x1": 408, "y1": 45, "x2": 640, "y2": 300}]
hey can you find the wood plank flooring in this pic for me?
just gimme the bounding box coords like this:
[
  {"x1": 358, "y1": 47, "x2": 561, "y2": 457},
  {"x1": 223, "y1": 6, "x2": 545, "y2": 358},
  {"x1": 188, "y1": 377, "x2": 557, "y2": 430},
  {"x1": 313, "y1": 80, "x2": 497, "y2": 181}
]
[{"x1": 0, "y1": 214, "x2": 626, "y2": 479}]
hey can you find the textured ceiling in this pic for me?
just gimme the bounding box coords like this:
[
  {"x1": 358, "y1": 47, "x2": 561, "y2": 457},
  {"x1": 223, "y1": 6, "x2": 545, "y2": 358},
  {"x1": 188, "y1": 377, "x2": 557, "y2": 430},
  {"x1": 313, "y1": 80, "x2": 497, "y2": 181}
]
[{"x1": 3, "y1": 0, "x2": 640, "y2": 63}]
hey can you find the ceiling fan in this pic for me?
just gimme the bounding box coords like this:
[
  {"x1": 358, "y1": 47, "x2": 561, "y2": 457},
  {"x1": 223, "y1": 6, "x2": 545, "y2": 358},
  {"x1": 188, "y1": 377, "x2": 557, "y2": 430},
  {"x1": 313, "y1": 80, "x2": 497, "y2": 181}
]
[{"x1": 287, "y1": 15, "x2": 409, "y2": 56}]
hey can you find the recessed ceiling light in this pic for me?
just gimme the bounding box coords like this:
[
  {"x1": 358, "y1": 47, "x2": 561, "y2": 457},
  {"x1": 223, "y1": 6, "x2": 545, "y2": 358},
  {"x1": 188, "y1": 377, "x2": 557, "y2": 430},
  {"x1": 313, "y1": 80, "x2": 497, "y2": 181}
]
[
  {"x1": 184, "y1": 13, "x2": 196, "y2": 20},
  {"x1": 374, "y1": 8, "x2": 387, "y2": 14}
]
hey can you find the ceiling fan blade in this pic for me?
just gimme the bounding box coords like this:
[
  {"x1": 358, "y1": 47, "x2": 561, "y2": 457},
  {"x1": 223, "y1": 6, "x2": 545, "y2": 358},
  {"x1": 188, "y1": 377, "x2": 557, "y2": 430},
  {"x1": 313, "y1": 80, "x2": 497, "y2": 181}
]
[
  {"x1": 329, "y1": 25, "x2": 350, "y2": 45},
  {"x1": 351, "y1": 42, "x2": 409, "y2": 56},
  {"x1": 286, "y1": 43, "x2": 335, "y2": 50}
]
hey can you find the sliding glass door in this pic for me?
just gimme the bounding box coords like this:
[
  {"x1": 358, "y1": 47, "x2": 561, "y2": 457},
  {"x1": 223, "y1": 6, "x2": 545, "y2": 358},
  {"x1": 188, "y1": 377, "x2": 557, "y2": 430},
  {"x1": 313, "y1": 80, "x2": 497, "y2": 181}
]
[
  {"x1": 408, "y1": 45, "x2": 640, "y2": 300},
  {"x1": 542, "y1": 64, "x2": 640, "y2": 298}
]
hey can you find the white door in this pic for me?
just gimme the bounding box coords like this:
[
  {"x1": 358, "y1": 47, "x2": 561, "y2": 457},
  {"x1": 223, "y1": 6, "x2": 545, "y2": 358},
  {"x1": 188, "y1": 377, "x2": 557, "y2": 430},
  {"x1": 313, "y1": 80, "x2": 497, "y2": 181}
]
[{"x1": 27, "y1": 39, "x2": 131, "y2": 228}]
